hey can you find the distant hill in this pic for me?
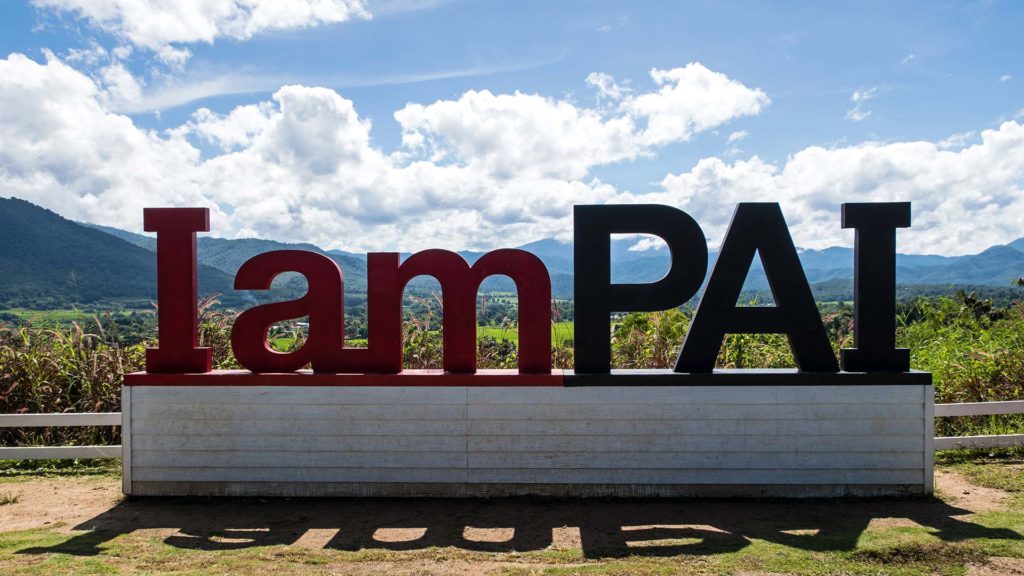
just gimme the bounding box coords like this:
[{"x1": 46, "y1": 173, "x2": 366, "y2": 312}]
[
  {"x1": 84, "y1": 217, "x2": 1024, "y2": 302},
  {"x1": 582, "y1": 239, "x2": 1024, "y2": 297},
  {"x1": 0, "y1": 198, "x2": 237, "y2": 308},
  {"x1": 3, "y1": 197, "x2": 1022, "y2": 307},
  {"x1": 85, "y1": 223, "x2": 368, "y2": 292}
]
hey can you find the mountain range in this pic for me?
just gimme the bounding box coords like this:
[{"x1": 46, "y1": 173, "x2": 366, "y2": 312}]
[{"x1": 1, "y1": 197, "x2": 1023, "y2": 309}]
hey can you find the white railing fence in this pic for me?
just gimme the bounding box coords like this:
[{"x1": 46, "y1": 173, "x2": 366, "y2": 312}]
[
  {"x1": 1, "y1": 400, "x2": 1022, "y2": 459},
  {"x1": 934, "y1": 400, "x2": 1024, "y2": 450},
  {"x1": 0, "y1": 413, "x2": 121, "y2": 459}
]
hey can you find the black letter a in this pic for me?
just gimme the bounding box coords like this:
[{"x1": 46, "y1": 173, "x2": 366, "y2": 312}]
[{"x1": 675, "y1": 203, "x2": 838, "y2": 373}]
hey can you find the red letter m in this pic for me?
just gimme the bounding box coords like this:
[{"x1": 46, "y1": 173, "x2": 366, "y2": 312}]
[{"x1": 397, "y1": 249, "x2": 552, "y2": 374}]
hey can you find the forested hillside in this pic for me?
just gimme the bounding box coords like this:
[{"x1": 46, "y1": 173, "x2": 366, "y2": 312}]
[{"x1": 0, "y1": 198, "x2": 236, "y2": 308}]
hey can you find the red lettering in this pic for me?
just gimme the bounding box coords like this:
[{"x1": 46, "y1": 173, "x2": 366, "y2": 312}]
[
  {"x1": 144, "y1": 208, "x2": 212, "y2": 373},
  {"x1": 231, "y1": 251, "x2": 344, "y2": 372},
  {"x1": 397, "y1": 248, "x2": 551, "y2": 374}
]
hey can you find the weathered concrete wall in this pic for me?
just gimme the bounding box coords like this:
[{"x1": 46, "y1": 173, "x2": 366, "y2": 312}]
[{"x1": 122, "y1": 382, "x2": 934, "y2": 497}]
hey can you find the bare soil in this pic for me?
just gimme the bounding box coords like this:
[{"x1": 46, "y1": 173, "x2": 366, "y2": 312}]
[
  {"x1": 1, "y1": 477, "x2": 121, "y2": 532},
  {"x1": 0, "y1": 470, "x2": 1019, "y2": 575},
  {"x1": 3, "y1": 470, "x2": 1006, "y2": 537},
  {"x1": 935, "y1": 468, "x2": 1014, "y2": 513}
]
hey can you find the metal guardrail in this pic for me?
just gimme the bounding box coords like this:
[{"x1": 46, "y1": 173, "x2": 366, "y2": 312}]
[
  {"x1": 1, "y1": 400, "x2": 1022, "y2": 459},
  {"x1": 934, "y1": 400, "x2": 1024, "y2": 450},
  {"x1": 0, "y1": 412, "x2": 121, "y2": 460}
]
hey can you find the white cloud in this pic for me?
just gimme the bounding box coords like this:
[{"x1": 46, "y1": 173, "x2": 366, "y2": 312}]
[
  {"x1": 635, "y1": 123, "x2": 1024, "y2": 255},
  {"x1": 850, "y1": 87, "x2": 877, "y2": 103},
  {"x1": 727, "y1": 130, "x2": 748, "y2": 144},
  {"x1": 97, "y1": 61, "x2": 144, "y2": 108},
  {"x1": 178, "y1": 103, "x2": 276, "y2": 151},
  {"x1": 117, "y1": 58, "x2": 561, "y2": 114},
  {"x1": 33, "y1": 0, "x2": 370, "y2": 58},
  {"x1": 937, "y1": 130, "x2": 976, "y2": 150},
  {"x1": 64, "y1": 41, "x2": 108, "y2": 66},
  {"x1": 395, "y1": 64, "x2": 767, "y2": 181},
  {"x1": 155, "y1": 45, "x2": 192, "y2": 68},
  {"x1": 627, "y1": 235, "x2": 669, "y2": 252},
  {"x1": 0, "y1": 53, "x2": 625, "y2": 251},
  {"x1": 3, "y1": 52, "x2": 1021, "y2": 257},
  {"x1": 0, "y1": 53, "x2": 212, "y2": 227},
  {"x1": 902, "y1": 53, "x2": 916, "y2": 64},
  {"x1": 845, "y1": 108, "x2": 871, "y2": 122},
  {"x1": 1001, "y1": 74, "x2": 1012, "y2": 83},
  {"x1": 394, "y1": 89, "x2": 643, "y2": 181},
  {"x1": 585, "y1": 72, "x2": 629, "y2": 102},
  {"x1": 626, "y1": 64, "x2": 769, "y2": 146},
  {"x1": 846, "y1": 87, "x2": 877, "y2": 122}
]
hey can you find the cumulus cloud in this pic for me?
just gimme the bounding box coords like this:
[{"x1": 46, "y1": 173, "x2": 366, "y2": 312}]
[
  {"x1": 2, "y1": 52, "x2": 1021, "y2": 256},
  {"x1": 0, "y1": 53, "x2": 213, "y2": 230},
  {"x1": 394, "y1": 90, "x2": 642, "y2": 181},
  {"x1": 633, "y1": 124, "x2": 1024, "y2": 255},
  {"x1": 626, "y1": 64, "x2": 769, "y2": 146},
  {"x1": 96, "y1": 61, "x2": 144, "y2": 108},
  {"x1": 175, "y1": 103, "x2": 276, "y2": 151},
  {"x1": 33, "y1": 0, "x2": 369, "y2": 57},
  {"x1": 0, "y1": 53, "x2": 626, "y2": 251},
  {"x1": 585, "y1": 71, "x2": 630, "y2": 103},
  {"x1": 395, "y1": 63, "x2": 767, "y2": 181}
]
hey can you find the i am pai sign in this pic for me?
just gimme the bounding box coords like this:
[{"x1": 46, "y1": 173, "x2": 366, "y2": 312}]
[
  {"x1": 130, "y1": 202, "x2": 929, "y2": 387},
  {"x1": 123, "y1": 203, "x2": 933, "y2": 499}
]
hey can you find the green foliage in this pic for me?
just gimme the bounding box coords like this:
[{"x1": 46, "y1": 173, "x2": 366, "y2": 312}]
[
  {"x1": 0, "y1": 198, "x2": 237, "y2": 309},
  {"x1": 717, "y1": 332, "x2": 796, "y2": 369},
  {"x1": 944, "y1": 458, "x2": 1024, "y2": 492},
  {"x1": 3, "y1": 288, "x2": 1024, "y2": 447},
  {"x1": 0, "y1": 458, "x2": 120, "y2": 479},
  {"x1": 611, "y1": 309, "x2": 688, "y2": 369},
  {"x1": 0, "y1": 299, "x2": 243, "y2": 448},
  {"x1": 0, "y1": 319, "x2": 143, "y2": 447},
  {"x1": 899, "y1": 294, "x2": 1024, "y2": 438},
  {"x1": 477, "y1": 336, "x2": 518, "y2": 369},
  {"x1": 196, "y1": 297, "x2": 242, "y2": 369}
]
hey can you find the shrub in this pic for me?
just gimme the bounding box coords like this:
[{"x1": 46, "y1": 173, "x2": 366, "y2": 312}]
[{"x1": 0, "y1": 319, "x2": 142, "y2": 447}]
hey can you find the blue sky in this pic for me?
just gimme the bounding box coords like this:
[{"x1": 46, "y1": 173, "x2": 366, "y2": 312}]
[{"x1": 0, "y1": 1, "x2": 1022, "y2": 254}]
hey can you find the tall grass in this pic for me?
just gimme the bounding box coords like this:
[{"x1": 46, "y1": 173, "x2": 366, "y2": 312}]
[
  {"x1": 900, "y1": 295, "x2": 1024, "y2": 437},
  {"x1": 0, "y1": 320, "x2": 142, "y2": 446},
  {"x1": 2, "y1": 292, "x2": 1023, "y2": 447}
]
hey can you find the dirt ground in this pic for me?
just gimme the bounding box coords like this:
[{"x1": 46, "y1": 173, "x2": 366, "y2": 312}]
[
  {"x1": 1, "y1": 470, "x2": 1023, "y2": 575},
  {"x1": 0, "y1": 471, "x2": 1011, "y2": 537}
]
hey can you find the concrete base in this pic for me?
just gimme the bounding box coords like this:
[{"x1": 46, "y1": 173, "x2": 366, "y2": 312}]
[{"x1": 122, "y1": 373, "x2": 934, "y2": 498}]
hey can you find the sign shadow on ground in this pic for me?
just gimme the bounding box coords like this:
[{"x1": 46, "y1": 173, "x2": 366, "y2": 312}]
[{"x1": 18, "y1": 496, "x2": 1023, "y2": 559}]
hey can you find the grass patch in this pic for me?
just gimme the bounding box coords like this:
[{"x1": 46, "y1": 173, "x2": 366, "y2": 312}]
[
  {"x1": 0, "y1": 491, "x2": 19, "y2": 505},
  {"x1": 935, "y1": 450, "x2": 1024, "y2": 494},
  {"x1": 2, "y1": 503, "x2": 1023, "y2": 576},
  {"x1": 472, "y1": 321, "x2": 576, "y2": 346},
  {"x1": 851, "y1": 539, "x2": 985, "y2": 566},
  {"x1": 0, "y1": 308, "x2": 140, "y2": 326},
  {"x1": 0, "y1": 459, "x2": 120, "y2": 482}
]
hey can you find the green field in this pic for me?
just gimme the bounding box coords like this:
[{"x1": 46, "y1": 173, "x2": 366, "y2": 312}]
[
  {"x1": 0, "y1": 308, "x2": 143, "y2": 325},
  {"x1": 479, "y1": 321, "x2": 574, "y2": 344},
  {"x1": 311, "y1": 321, "x2": 576, "y2": 349}
]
